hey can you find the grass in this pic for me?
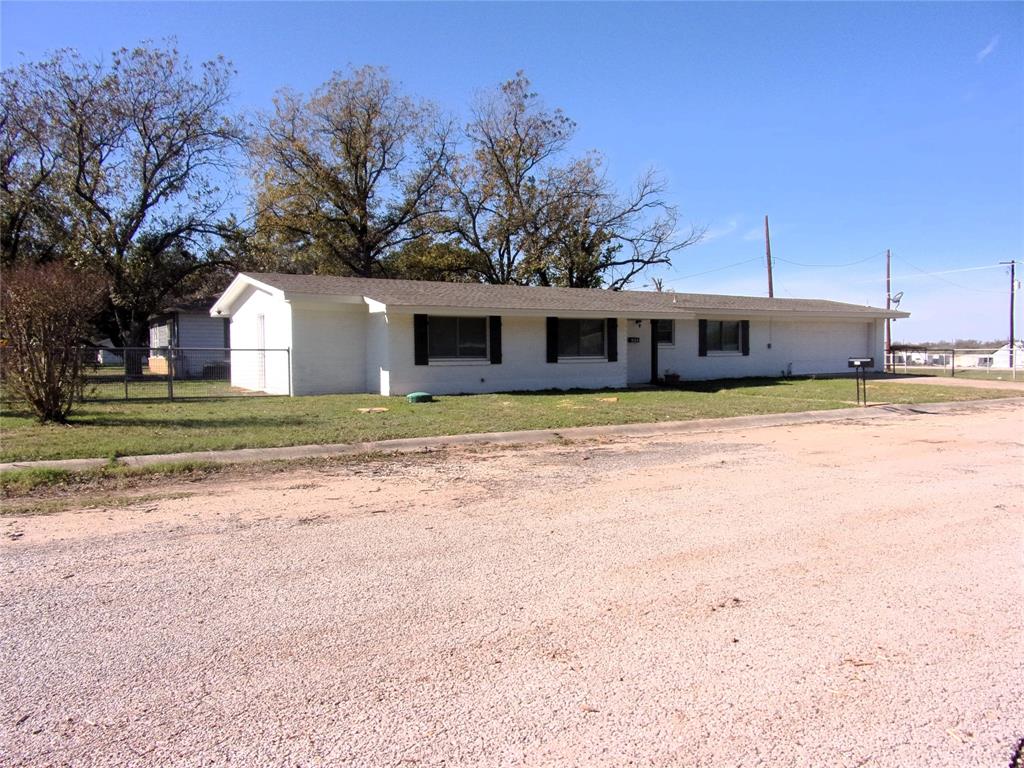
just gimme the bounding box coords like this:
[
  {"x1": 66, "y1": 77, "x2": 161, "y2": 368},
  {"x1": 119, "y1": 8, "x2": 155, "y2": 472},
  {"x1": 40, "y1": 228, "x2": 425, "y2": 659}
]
[
  {"x1": 1, "y1": 491, "x2": 196, "y2": 517},
  {"x1": 82, "y1": 366, "x2": 259, "y2": 400},
  {"x1": 0, "y1": 460, "x2": 222, "y2": 496},
  {"x1": 1, "y1": 376, "x2": 1020, "y2": 463},
  {"x1": 0, "y1": 452, "x2": 435, "y2": 514},
  {"x1": 894, "y1": 366, "x2": 1022, "y2": 381}
]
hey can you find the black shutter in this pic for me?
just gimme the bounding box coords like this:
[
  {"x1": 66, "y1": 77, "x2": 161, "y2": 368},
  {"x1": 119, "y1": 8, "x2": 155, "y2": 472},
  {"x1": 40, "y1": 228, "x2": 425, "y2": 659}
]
[
  {"x1": 414, "y1": 314, "x2": 429, "y2": 365},
  {"x1": 606, "y1": 318, "x2": 618, "y2": 362},
  {"x1": 740, "y1": 320, "x2": 750, "y2": 356},
  {"x1": 489, "y1": 316, "x2": 502, "y2": 364},
  {"x1": 698, "y1": 319, "x2": 708, "y2": 357},
  {"x1": 546, "y1": 317, "x2": 559, "y2": 363}
]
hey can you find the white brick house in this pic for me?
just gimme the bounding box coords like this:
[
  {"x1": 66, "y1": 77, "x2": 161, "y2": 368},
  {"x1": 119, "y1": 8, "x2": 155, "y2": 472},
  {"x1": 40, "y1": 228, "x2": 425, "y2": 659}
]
[{"x1": 210, "y1": 273, "x2": 907, "y2": 396}]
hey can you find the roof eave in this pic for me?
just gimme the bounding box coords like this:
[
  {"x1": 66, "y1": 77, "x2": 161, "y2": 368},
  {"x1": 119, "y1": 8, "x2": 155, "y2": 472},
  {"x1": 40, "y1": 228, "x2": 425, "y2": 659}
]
[
  {"x1": 377, "y1": 304, "x2": 700, "y2": 319},
  {"x1": 693, "y1": 308, "x2": 909, "y2": 320},
  {"x1": 378, "y1": 304, "x2": 905, "y2": 320}
]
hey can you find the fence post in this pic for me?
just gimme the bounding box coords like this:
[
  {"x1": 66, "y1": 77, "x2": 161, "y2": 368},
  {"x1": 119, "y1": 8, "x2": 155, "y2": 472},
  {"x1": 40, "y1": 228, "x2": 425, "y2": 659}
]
[
  {"x1": 287, "y1": 348, "x2": 292, "y2": 396},
  {"x1": 951, "y1": 349, "x2": 955, "y2": 378},
  {"x1": 168, "y1": 347, "x2": 175, "y2": 400},
  {"x1": 124, "y1": 349, "x2": 129, "y2": 400}
]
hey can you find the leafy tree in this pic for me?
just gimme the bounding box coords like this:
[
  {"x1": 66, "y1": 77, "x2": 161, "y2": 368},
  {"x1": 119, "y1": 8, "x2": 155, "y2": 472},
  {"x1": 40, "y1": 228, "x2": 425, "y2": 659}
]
[
  {"x1": 381, "y1": 239, "x2": 486, "y2": 283},
  {"x1": 250, "y1": 65, "x2": 452, "y2": 277},
  {"x1": 0, "y1": 261, "x2": 106, "y2": 423},
  {"x1": 0, "y1": 43, "x2": 243, "y2": 351},
  {"x1": 0, "y1": 67, "x2": 70, "y2": 265}
]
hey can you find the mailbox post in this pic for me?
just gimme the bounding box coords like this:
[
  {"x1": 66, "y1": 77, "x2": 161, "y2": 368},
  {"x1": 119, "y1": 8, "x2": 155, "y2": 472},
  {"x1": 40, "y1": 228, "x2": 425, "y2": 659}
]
[{"x1": 848, "y1": 357, "x2": 874, "y2": 406}]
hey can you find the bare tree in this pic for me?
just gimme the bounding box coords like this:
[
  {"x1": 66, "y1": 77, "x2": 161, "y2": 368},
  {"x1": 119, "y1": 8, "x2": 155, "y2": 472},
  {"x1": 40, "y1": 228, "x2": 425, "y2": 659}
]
[
  {"x1": 250, "y1": 66, "x2": 452, "y2": 277},
  {"x1": 0, "y1": 43, "x2": 243, "y2": 351},
  {"x1": 0, "y1": 262, "x2": 106, "y2": 423},
  {"x1": 443, "y1": 73, "x2": 701, "y2": 288},
  {"x1": 542, "y1": 160, "x2": 704, "y2": 289},
  {"x1": 441, "y1": 72, "x2": 575, "y2": 285}
]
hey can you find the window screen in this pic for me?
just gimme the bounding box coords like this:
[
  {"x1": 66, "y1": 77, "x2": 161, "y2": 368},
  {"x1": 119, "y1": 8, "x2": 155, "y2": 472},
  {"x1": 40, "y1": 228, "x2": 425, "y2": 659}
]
[
  {"x1": 428, "y1": 316, "x2": 488, "y2": 359},
  {"x1": 558, "y1": 319, "x2": 606, "y2": 357}
]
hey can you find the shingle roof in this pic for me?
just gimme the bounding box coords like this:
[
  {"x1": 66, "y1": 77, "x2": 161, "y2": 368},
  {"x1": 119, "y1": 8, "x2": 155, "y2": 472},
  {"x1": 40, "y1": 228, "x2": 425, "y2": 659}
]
[{"x1": 243, "y1": 272, "x2": 905, "y2": 318}]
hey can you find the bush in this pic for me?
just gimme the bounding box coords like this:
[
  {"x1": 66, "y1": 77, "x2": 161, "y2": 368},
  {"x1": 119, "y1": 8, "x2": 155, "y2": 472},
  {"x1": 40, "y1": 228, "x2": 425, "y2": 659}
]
[{"x1": 0, "y1": 262, "x2": 106, "y2": 422}]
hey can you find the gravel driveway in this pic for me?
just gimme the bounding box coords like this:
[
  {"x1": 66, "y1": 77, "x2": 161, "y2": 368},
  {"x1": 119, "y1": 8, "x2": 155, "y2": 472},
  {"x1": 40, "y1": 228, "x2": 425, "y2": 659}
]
[{"x1": 2, "y1": 399, "x2": 1022, "y2": 767}]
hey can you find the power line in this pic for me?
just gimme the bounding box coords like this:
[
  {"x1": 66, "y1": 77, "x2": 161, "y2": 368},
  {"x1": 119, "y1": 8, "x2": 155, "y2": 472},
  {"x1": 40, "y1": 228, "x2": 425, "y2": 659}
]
[
  {"x1": 774, "y1": 252, "x2": 884, "y2": 268},
  {"x1": 906, "y1": 264, "x2": 1007, "y2": 277},
  {"x1": 662, "y1": 256, "x2": 762, "y2": 284},
  {"x1": 895, "y1": 254, "x2": 1008, "y2": 294}
]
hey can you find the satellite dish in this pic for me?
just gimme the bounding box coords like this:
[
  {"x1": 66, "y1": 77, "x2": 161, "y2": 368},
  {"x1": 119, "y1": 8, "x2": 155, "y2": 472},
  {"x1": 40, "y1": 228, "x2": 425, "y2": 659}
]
[{"x1": 891, "y1": 291, "x2": 904, "y2": 308}]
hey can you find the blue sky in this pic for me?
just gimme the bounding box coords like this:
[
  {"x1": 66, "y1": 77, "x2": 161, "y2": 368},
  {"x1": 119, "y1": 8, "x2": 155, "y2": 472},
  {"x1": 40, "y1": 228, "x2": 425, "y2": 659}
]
[{"x1": 3, "y1": 1, "x2": 1022, "y2": 341}]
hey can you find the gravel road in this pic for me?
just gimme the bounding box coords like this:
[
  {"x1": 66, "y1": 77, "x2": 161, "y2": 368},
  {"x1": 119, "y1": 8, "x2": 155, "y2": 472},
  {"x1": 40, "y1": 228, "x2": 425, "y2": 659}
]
[{"x1": 2, "y1": 399, "x2": 1022, "y2": 767}]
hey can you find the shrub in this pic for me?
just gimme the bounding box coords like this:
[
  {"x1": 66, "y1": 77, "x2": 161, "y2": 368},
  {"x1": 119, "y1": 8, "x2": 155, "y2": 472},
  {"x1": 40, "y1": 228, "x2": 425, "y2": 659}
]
[{"x1": 0, "y1": 262, "x2": 106, "y2": 422}]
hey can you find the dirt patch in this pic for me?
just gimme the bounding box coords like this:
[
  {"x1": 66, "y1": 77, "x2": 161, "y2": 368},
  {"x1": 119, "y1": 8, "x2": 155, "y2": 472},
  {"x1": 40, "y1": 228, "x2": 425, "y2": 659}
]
[{"x1": 1, "y1": 401, "x2": 1022, "y2": 767}]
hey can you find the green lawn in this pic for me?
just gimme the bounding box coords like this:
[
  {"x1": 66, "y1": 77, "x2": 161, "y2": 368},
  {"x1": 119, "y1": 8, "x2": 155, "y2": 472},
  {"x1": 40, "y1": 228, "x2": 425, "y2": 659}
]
[
  {"x1": 1, "y1": 377, "x2": 1019, "y2": 463},
  {"x1": 894, "y1": 366, "x2": 1022, "y2": 382}
]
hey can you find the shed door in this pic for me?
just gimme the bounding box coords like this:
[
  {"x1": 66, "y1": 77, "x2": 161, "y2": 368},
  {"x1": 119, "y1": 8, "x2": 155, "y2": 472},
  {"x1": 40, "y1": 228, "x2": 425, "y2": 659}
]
[{"x1": 256, "y1": 313, "x2": 266, "y2": 390}]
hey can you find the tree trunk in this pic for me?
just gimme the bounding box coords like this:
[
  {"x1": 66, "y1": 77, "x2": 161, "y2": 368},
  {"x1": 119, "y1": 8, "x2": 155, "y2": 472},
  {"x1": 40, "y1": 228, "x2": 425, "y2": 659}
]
[{"x1": 121, "y1": 318, "x2": 150, "y2": 376}]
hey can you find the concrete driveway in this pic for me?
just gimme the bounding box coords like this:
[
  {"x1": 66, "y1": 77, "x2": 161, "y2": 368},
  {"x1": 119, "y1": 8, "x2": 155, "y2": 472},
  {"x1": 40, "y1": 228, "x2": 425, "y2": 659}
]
[{"x1": 2, "y1": 399, "x2": 1022, "y2": 767}]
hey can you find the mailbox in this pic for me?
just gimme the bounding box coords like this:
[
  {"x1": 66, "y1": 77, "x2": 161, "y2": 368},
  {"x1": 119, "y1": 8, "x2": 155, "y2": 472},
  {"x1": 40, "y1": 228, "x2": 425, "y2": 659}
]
[{"x1": 848, "y1": 357, "x2": 873, "y2": 406}]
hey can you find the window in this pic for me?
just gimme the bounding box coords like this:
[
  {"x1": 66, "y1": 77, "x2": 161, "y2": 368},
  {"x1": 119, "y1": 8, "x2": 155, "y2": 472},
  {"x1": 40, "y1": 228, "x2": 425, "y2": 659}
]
[
  {"x1": 427, "y1": 316, "x2": 488, "y2": 359},
  {"x1": 558, "y1": 318, "x2": 606, "y2": 357},
  {"x1": 705, "y1": 320, "x2": 740, "y2": 352},
  {"x1": 654, "y1": 319, "x2": 674, "y2": 345},
  {"x1": 150, "y1": 322, "x2": 170, "y2": 348}
]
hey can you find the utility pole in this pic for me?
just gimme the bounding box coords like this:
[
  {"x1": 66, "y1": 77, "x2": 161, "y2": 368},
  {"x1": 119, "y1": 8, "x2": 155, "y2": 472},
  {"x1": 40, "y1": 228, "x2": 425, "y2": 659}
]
[
  {"x1": 764, "y1": 215, "x2": 774, "y2": 298},
  {"x1": 1000, "y1": 260, "x2": 1017, "y2": 372},
  {"x1": 886, "y1": 249, "x2": 892, "y2": 372}
]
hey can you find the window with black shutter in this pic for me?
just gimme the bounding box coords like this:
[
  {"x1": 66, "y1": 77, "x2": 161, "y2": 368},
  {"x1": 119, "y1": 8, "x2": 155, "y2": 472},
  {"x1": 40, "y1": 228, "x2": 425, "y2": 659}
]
[
  {"x1": 699, "y1": 320, "x2": 751, "y2": 356},
  {"x1": 557, "y1": 319, "x2": 607, "y2": 357},
  {"x1": 427, "y1": 316, "x2": 488, "y2": 359}
]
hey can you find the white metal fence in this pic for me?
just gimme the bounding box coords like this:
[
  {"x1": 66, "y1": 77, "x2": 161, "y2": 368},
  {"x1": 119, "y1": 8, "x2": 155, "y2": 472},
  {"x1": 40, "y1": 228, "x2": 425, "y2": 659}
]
[{"x1": 887, "y1": 346, "x2": 1021, "y2": 380}]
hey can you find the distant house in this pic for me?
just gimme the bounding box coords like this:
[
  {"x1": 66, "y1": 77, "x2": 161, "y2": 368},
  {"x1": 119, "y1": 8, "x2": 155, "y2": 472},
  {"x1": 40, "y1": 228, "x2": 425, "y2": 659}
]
[
  {"x1": 148, "y1": 299, "x2": 230, "y2": 378},
  {"x1": 92, "y1": 339, "x2": 124, "y2": 366},
  {"x1": 210, "y1": 273, "x2": 906, "y2": 397},
  {"x1": 991, "y1": 342, "x2": 1024, "y2": 370}
]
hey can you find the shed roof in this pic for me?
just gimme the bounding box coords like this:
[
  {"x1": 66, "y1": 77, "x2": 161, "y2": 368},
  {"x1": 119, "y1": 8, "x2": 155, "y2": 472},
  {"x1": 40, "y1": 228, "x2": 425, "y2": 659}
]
[{"x1": 225, "y1": 272, "x2": 905, "y2": 319}]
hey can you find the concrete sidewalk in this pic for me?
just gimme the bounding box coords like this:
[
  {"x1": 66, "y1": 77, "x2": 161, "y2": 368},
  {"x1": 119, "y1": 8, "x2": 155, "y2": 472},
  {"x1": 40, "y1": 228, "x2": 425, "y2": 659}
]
[{"x1": 3, "y1": 397, "x2": 1020, "y2": 474}]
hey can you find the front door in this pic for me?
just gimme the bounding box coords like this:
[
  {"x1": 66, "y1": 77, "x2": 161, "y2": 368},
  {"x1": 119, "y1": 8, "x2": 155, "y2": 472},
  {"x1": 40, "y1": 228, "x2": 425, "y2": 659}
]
[{"x1": 626, "y1": 319, "x2": 652, "y2": 385}]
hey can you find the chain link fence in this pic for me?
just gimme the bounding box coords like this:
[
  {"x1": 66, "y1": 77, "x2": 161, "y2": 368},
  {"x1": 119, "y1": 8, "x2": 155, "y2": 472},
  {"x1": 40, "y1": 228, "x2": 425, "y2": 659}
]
[
  {"x1": 887, "y1": 345, "x2": 1021, "y2": 380},
  {"x1": 82, "y1": 347, "x2": 291, "y2": 400}
]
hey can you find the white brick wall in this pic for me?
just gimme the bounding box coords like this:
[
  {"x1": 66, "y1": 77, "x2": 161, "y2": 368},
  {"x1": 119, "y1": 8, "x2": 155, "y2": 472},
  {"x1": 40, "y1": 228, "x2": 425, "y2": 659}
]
[
  {"x1": 290, "y1": 303, "x2": 367, "y2": 395},
  {"x1": 229, "y1": 286, "x2": 292, "y2": 395},
  {"x1": 384, "y1": 313, "x2": 629, "y2": 396},
  {"x1": 365, "y1": 306, "x2": 391, "y2": 395},
  {"x1": 656, "y1": 318, "x2": 882, "y2": 380}
]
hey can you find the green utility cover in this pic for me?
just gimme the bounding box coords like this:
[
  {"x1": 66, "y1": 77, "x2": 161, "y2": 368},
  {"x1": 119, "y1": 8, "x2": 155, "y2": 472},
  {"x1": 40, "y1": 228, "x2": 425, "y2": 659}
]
[{"x1": 407, "y1": 391, "x2": 433, "y2": 403}]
